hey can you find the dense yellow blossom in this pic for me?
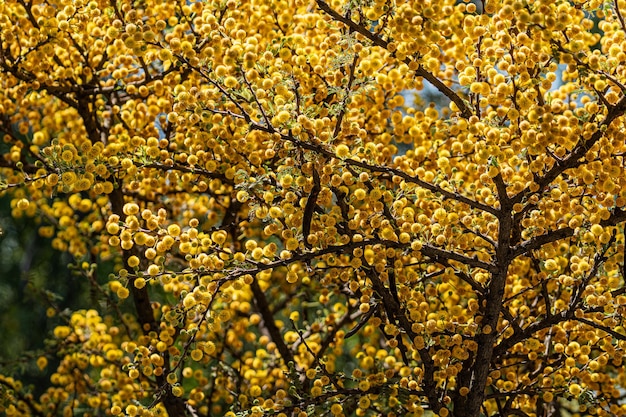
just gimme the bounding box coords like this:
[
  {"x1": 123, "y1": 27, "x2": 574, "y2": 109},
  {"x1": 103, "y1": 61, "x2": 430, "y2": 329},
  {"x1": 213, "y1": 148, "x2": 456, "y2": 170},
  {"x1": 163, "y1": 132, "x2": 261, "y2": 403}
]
[{"x1": 2, "y1": 0, "x2": 626, "y2": 416}]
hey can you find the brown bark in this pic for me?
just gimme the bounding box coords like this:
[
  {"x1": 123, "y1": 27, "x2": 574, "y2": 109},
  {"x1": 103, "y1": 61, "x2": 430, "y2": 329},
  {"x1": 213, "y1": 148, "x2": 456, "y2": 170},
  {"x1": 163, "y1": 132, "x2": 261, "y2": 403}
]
[{"x1": 109, "y1": 188, "x2": 188, "y2": 417}]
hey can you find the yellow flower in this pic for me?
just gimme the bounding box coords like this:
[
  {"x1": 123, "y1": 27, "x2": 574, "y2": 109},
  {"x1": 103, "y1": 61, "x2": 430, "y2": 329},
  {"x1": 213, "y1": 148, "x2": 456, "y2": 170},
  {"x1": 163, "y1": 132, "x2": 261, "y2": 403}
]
[{"x1": 335, "y1": 144, "x2": 350, "y2": 158}]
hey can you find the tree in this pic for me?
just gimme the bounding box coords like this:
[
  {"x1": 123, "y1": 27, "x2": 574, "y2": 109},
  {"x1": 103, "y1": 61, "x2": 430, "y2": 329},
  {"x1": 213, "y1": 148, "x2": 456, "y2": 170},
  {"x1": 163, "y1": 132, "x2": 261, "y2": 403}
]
[{"x1": 2, "y1": 0, "x2": 626, "y2": 416}]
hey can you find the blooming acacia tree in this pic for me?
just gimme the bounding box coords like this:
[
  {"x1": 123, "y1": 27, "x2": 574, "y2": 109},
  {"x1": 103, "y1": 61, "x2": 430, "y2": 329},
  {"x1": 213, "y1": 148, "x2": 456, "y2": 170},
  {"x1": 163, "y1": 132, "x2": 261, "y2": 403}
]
[{"x1": 2, "y1": 0, "x2": 626, "y2": 416}]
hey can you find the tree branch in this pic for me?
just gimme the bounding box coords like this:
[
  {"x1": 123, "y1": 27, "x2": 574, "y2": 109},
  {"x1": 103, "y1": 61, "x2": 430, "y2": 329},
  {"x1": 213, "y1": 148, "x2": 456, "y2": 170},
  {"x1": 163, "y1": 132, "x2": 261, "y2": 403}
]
[
  {"x1": 315, "y1": 0, "x2": 473, "y2": 119},
  {"x1": 511, "y1": 95, "x2": 626, "y2": 205}
]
